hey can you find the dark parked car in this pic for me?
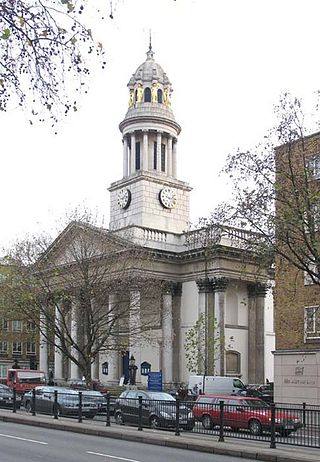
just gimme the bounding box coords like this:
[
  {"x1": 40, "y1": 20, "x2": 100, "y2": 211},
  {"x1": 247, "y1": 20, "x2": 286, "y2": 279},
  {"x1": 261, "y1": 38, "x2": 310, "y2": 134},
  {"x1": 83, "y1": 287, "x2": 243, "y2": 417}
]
[
  {"x1": 0, "y1": 384, "x2": 21, "y2": 409},
  {"x1": 192, "y1": 395, "x2": 302, "y2": 436},
  {"x1": 114, "y1": 390, "x2": 195, "y2": 430},
  {"x1": 22, "y1": 386, "x2": 101, "y2": 418}
]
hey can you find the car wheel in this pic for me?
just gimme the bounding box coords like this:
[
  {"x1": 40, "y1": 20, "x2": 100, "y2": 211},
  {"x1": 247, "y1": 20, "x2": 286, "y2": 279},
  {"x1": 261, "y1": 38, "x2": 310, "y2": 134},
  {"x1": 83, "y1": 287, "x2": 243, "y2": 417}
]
[
  {"x1": 115, "y1": 411, "x2": 124, "y2": 425},
  {"x1": 25, "y1": 401, "x2": 32, "y2": 413},
  {"x1": 150, "y1": 416, "x2": 160, "y2": 429},
  {"x1": 249, "y1": 419, "x2": 262, "y2": 436},
  {"x1": 182, "y1": 423, "x2": 195, "y2": 431},
  {"x1": 202, "y1": 414, "x2": 213, "y2": 430},
  {"x1": 85, "y1": 413, "x2": 96, "y2": 419}
]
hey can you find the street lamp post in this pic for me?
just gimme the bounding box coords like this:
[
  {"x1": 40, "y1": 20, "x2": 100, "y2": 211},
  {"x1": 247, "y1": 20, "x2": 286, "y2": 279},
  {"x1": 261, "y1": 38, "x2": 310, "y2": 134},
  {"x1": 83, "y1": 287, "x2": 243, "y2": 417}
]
[{"x1": 128, "y1": 354, "x2": 138, "y2": 386}]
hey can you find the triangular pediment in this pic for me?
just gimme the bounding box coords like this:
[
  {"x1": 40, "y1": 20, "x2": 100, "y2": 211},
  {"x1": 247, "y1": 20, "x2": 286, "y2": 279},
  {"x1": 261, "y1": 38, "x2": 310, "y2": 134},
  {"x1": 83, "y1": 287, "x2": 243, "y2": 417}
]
[{"x1": 38, "y1": 221, "x2": 133, "y2": 268}]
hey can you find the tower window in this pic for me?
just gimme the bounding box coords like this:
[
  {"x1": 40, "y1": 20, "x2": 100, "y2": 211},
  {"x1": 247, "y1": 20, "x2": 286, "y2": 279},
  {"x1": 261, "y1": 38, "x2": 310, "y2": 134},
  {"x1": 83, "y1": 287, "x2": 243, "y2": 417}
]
[
  {"x1": 161, "y1": 143, "x2": 166, "y2": 172},
  {"x1": 134, "y1": 89, "x2": 137, "y2": 104},
  {"x1": 157, "y1": 89, "x2": 163, "y2": 104},
  {"x1": 153, "y1": 142, "x2": 157, "y2": 169},
  {"x1": 135, "y1": 142, "x2": 141, "y2": 170},
  {"x1": 144, "y1": 87, "x2": 151, "y2": 102}
]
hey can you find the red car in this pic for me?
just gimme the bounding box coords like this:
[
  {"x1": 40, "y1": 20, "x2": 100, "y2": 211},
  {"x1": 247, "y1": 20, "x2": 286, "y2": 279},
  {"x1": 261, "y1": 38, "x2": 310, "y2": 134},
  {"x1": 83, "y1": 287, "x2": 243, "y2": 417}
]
[{"x1": 192, "y1": 395, "x2": 302, "y2": 437}]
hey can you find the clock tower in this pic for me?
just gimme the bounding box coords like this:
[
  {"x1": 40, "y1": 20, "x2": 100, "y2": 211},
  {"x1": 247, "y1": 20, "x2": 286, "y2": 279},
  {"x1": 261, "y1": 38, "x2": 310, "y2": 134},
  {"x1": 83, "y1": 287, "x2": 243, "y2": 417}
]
[{"x1": 108, "y1": 45, "x2": 191, "y2": 236}]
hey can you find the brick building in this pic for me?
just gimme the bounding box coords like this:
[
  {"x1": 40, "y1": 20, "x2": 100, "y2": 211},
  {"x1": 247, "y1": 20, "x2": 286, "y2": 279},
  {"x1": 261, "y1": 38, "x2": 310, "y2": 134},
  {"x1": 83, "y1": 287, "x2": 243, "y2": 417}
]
[{"x1": 274, "y1": 131, "x2": 320, "y2": 404}]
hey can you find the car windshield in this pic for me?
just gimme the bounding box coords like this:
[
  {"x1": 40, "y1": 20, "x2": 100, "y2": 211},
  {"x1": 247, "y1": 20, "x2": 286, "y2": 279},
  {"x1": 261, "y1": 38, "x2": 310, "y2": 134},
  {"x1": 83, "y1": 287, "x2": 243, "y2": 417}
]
[
  {"x1": 147, "y1": 393, "x2": 175, "y2": 401},
  {"x1": 242, "y1": 399, "x2": 269, "y2": 408},
  {"x1": 17, "y1": 371, "x2": 46, "y2": 383}
]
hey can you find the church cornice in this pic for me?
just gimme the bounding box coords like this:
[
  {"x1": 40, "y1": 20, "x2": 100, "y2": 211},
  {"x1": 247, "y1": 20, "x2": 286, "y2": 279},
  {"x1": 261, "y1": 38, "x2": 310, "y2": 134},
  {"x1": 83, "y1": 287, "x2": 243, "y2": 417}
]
[{"x1": 108, "y1": 171, "x2": 192, "y2": 192}]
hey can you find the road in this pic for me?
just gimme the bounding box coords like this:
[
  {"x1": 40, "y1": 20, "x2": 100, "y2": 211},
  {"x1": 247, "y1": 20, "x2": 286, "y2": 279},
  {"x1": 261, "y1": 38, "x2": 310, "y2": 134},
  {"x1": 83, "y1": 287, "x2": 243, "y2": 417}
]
[{"x1": 0, "y1": 421, "x2": 255, "y2": 462}]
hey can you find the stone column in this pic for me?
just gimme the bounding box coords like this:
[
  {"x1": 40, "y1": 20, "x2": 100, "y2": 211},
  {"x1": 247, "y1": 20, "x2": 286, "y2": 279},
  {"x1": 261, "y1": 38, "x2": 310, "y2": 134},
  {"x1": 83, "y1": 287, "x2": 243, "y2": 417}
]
[
  {"x1": 167, "y1": 136, "x2": 173, "y2": 176},
  {"x1": 54, "y1": 304, "x2": 63, "y2": 382},
  {"x1": 107, "y1": 294, "x2": 119, "y2": 382},
  {"x1": 212, "y1": 277, "x2": 229, "y2": 376},
  {"x1": 130, "y1": 289, "x2": 141, "y2": 384},
  {"x1": 172, "y1": 139, "x2": 177, "y2": 178},
  {"x1": 248, "y1": 283, "x2": 267, "y2": 384},
  {"x1": 142, "y1": 130, "x2": 149, "y2": 171},
  {"x1": 70, "y1": 298, "x2": 80, "y2": 380},
  {"x1": 130, "y1": 132, "x2": 136, "y2": 174},
  {"x1": 123, "y1": 136, "x2": 128, "y2": 177},
  {"x1": 196, "y1": 278, "x2": 213, "y2": 375},
  {"x1": 162, "y1": 285, "x2": 174, "y2": 385},
  {"x1": 39, "y1": 304, "x2": 48, "y2": 375},
  {"x1": 156, "y1": 131, "x2": 162, "y2": 172},
  {"x1": 91, "y1": 357, "x2": 99, "y2": 381},
  {"x1": 172, "y1": 283, "x2": 182, "y2": 383}
]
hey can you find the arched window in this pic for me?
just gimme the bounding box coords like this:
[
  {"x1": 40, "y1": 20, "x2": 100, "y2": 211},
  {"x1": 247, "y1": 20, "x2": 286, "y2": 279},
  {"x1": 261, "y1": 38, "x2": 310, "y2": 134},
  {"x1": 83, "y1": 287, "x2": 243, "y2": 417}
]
[
  {"x1": 134, "y1": 89, "x2": 138, "y2": 103},
  {"x1": 144, "y1": 87, "x2": 151, "y2": 102},
  {"x1": 226, "y1": 350, "x2": 241, "y2": 376},
  {"x1": 135, "y1": 142, "x2": 141, "y2": 170},
  {"x1": 157, "y1": 89, "x2": 163, "y2": 104}
]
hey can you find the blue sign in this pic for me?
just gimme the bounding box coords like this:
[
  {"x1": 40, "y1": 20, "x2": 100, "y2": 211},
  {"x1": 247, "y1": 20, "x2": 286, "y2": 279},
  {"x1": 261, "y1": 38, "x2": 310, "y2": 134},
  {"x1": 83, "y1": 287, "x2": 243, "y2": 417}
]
[{"x1": 148, "y1": 371, "x2": 162, "y2": 391}]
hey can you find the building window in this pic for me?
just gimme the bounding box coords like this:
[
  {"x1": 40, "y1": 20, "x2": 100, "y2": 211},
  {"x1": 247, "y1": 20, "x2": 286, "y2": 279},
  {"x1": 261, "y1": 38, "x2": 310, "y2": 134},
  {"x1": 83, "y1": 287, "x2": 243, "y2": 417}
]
[
  {"x1": 0, "y1": 341, "x2": 8, "y2": 353},
  {"x1": 26, "y1": 321, "x2": 36, "y2": 333},
  {"x1": 226, "y1": 350, "x2": 241, "y2": 375},
  {"x1": 12, "y1": 342, "x2": 22, "y2": 355},
  {"x1": 12, "y1": 320, "x2": 22, "y2": 332},
  {"x1": 157, "y1": 89, "x2": 163, "y2": 103},
  {"x1": 304, "y1": 258, "x2": 320, "y2": 285},
  {"x1": 0, "y1": 365, "x2": 9, "y2": 378},
  {"x1": 307, "y1": 155, "x2": 320, "y2": 180},
  {"x1": 161, "y1": 143, "x2": 166, "y2": 172},
  {"x1": 144, "y1": 87, "x2": 151, "y2": 102},
  {"x1": 1, "y1": 319, "x2": 9, "y2": 331},
  {"x1": 305, "y1": 306, "x2": 320, "y2": 341},
  {"x1": 135, "y1": 141, "x2": 141, "y2": 170},
  {"x1": 26, "y1": 342, "x2": 36, "y2": 355},
  {"x1": 153, "y1": 141, "x2": 157, "y2": 169}
]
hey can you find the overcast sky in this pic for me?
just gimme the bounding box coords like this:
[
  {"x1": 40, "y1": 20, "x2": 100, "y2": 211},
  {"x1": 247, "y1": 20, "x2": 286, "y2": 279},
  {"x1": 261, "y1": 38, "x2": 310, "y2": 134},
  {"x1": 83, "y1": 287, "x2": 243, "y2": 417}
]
[{"x1": 1, "y1": 0, "x2": 320, "y2": 251}]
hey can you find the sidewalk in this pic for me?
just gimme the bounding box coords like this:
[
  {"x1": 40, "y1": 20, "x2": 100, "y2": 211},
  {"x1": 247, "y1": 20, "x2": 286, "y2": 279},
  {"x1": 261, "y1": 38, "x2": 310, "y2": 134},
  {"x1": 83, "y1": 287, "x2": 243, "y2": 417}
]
[{"x1": 0, "y1": 410, "x2": 319, "y2": 462}]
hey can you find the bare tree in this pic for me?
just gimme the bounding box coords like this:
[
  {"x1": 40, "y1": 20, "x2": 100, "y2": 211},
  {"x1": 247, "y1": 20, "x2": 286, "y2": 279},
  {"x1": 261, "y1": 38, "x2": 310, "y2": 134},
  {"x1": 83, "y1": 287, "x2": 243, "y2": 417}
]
[
  {"x1": 0, "y1": 1, "x2": 105, "y2": 124},
  {"x1": 2, "y1": 217, "x2": 163, "y2": 384},
  {"x1": 214, "y1": 92, "x2": 320, "y2": 346}
]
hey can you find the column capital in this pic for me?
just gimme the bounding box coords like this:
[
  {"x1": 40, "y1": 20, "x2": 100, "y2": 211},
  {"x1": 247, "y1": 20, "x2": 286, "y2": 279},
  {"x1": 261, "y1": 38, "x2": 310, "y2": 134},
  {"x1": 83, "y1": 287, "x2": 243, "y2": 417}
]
[
  {"x1": 212, "y1": 277, "x2": 229, "y2": 292},
  {"x1": 248, "y1": 282, "x2": 268, "y2": 298},
  {"x1": 196, "y1": 277, "x2": 213, "y2": 293}
]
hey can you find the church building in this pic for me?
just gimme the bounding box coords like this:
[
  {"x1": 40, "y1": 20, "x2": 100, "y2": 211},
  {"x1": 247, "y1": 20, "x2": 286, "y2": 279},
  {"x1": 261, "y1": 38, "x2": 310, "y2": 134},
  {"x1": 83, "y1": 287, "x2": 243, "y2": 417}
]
[{"x1": 37, "y1": 45, "x2": 274, "y2": 387}]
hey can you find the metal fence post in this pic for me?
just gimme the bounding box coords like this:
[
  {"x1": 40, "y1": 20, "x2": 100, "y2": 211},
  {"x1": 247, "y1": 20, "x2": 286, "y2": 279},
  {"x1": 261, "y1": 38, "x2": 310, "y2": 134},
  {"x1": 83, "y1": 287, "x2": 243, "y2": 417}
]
[
  {"x1": 78, "y1": 391, "x2": 83, "y2": 423},
  {"x1": 12, "y1": 388, "x2": 17, "y2": 414},
  {"x1": 32, "y1": 388, "x2": 36, "y2": 416},
  {"x1": 138, "y1": 396, "x2": 143, "y2": 431},
  {"x1": 270, "y1": 403, "x2": 276, "y2": 449},
  {"x1": 175, "y1": 397, "x2": 180, "y2": 436},
  {"x1": 106, "y1": 394, "x2": 111, "y2": 427},
  {"x1": 53, "y1": 390, "x2": 58, "y2": 419},
  {"x1": 218, "y1": 400, "x2": 224, "y2": 442},
  {"x1": 302, "y1": 402, "x2": 306, "y2": 427}
]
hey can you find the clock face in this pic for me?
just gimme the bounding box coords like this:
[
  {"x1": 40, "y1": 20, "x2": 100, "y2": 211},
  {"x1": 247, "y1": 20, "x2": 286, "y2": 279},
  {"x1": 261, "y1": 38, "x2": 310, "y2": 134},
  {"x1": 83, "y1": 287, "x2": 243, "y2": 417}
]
[
  {"x1": 159, "y1": 187, "x2": 177, "y2": 209},
  {"x1": 117, "y1": 188, "x2": 131, "y2": 209}
]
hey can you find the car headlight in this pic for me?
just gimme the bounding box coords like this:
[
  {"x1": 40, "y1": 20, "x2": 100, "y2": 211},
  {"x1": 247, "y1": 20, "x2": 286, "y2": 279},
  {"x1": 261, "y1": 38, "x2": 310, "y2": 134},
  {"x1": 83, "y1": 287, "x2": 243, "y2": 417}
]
[
  {"x1": 160, "y1": 411, "x2": 172, "y2": 418},
  {"x1": 293, "y1": 418, "x2": 301, "y2": 423}
]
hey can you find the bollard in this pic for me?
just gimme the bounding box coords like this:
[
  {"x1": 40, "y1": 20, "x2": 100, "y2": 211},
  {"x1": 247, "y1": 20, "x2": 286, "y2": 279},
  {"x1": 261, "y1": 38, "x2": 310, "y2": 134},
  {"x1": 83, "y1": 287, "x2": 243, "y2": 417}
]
[
  {"x1": 12, "y1": 388, "x2": 17, "y2": 414},
  {"x1": 53, "y1": 390, "x2": 58, "y2": 419},
  {"x1": 32, "y1": 388, "x2": 36, "y2": 416},
  {"x1": 218, "y1": 400, "x2": 224, "y2": 442},
  {"x1": 138, "y1": 396, "x2": 143, "y2": 431},
  {"x1": 175, "y1": 397, "x2": 180, "y2": 436},
  {"x1": 270, "y1": 403, "x2": 276, "y2": 448},
  {"x1": 106, "y1": 394, "x2": 110, "y2": 427},
  {"x1": 78, "y1": 391, "x2": 83, "y2": 423}
]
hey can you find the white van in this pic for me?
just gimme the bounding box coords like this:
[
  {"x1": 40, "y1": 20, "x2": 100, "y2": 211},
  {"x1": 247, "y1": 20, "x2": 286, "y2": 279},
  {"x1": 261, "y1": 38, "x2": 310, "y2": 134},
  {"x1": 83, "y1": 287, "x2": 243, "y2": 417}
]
[{"x1": 188, "y1": 375, "x2": 246, "y2": 395}]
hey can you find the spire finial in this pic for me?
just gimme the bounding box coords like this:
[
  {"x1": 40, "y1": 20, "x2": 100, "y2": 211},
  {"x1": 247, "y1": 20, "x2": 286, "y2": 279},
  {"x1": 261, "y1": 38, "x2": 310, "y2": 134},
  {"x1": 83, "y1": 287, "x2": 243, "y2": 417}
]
[{"x1": 146, "y1": 29, "x2": 154, "y2": 60}]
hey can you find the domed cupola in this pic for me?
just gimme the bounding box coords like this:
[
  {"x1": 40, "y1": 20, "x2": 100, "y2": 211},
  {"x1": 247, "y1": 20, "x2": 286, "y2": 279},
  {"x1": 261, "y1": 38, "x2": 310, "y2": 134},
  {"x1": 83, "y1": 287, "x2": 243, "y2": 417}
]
[{"x1": 119, "y1": 44, "x2": 181, "y2": 134}]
